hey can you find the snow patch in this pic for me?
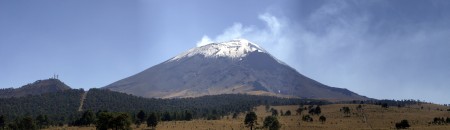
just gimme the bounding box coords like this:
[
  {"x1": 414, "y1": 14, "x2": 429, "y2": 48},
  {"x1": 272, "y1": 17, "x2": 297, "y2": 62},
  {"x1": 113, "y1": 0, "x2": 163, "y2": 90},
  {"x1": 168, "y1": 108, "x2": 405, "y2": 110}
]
[{"x1": 169, "y1": 39, "x2": 267, "y2": 61}]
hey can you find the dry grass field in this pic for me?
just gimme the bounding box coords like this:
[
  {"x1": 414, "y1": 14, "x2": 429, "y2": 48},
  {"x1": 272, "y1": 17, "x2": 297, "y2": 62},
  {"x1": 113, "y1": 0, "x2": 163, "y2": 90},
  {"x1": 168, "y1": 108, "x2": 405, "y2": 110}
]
[{"x1": 47, "y1": 103, "x2": 450, "y2": 130}]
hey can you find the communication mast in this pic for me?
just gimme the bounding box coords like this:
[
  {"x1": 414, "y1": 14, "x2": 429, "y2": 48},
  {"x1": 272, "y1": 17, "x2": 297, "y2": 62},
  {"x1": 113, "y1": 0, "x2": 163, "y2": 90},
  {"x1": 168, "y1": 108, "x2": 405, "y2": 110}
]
[{"x1": 52, "y1": 74, "x2": 59, "y2": 79}]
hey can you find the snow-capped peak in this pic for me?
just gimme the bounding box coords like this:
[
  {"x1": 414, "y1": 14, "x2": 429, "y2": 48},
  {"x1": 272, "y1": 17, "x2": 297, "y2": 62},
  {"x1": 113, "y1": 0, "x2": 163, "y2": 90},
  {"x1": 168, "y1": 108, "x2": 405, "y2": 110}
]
[{"x1": 168, "y1": 39, "x2": 267, "y2": 62}]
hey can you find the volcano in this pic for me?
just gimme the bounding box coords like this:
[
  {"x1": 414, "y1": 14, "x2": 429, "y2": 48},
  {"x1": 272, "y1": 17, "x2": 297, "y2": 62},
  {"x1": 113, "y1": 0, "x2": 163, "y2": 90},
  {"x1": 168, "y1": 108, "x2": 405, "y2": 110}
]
[{"x1": 104, "y1": 39, "x2": 368, "y2": 100}]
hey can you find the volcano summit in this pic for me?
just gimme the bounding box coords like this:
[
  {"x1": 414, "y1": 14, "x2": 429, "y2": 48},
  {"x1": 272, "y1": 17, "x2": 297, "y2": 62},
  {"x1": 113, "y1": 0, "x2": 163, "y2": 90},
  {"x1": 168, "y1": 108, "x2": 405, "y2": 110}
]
[{"x1": 104, "y1": 39, "x2": 368, "y2": 100}]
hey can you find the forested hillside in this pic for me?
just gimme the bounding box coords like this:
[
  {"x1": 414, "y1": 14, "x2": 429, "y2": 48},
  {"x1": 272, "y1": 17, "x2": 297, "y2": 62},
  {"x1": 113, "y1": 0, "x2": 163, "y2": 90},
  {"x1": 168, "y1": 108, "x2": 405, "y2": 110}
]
[
  {"x1": 84, "y1": 89, "x2": 327, "y2": 119},
  {"x1": 0, "y1": 89, "x2": 84, "y2": 124}
]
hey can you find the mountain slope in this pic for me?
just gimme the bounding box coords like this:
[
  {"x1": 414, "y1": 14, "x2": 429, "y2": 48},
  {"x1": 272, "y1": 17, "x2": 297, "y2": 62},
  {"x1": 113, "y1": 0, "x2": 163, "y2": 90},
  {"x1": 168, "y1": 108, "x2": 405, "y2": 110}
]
[
  {"x1": 0, "y1": 78, "x2": 71, "y2": 98},
  {"x1": 104, "y1": 39, "x2": 368, "y2": 100}
]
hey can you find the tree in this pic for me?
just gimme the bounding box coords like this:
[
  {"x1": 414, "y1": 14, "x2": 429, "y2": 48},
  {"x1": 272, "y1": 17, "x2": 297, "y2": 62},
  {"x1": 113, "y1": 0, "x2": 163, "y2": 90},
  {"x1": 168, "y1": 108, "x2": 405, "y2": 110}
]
[
  {"x1": 314, "y1": 106, "x2": 321, "y2": 115},
  {"x1": 308, "y1": 106, "x2": 321, "y2": 115},
  {"x1": 341, "y1": 107, "x2": 351, "y2": 117},
  {"x1": 302, "y1": 115, "x2": 313, "y2": 122},
  {"x1": 161, "y1": 112, "x2": 171, "y2": 121},
  {"x1": 82, "y1": 110, "x2": 95, "y2": 126},
  {"x1": 432, "y1": 117, "x2": 445, "y2": 124},
  {"x1": 244, "y1": 112, "x2": 257, "y2": 130},
  {"x1": 8, "y1": 118, "x2": 20, "y2": 130},
  {"x1": 147, "y1": 113, "x2": 158, "y2": 129},
  {"x1": 71, "y1": 110, "x2": 95, "y2": 126},
  {"x1": 111, "y1": 113, "x2": 131, "y2": 130},
  {"x1": 184, "y1": 111, "x2": 193, "y2": 121},
  {"x1": 271, "y1": 108, "x2": 278, "y2": 116},
  {"x1": 36, "y1": 114, "x2": 49, "y2": 129},
  {"x1": 172, "y1": 111, "x2": 178, "y2": 120},
  {"x1": 296, "y1": 108, "x2": 304, "y2": 115},
  {"x1": 356, "y1": 105, "x2": 363, "y2": 111},
  {"x1": 232, "y1": 112, "x2": 239, "y2": 119},
  {"x1": 96, "y1": 112, "x2": 132, "y2": 130},
  {"x1": 263, "y1": 116, "x2": 281, "y2": 130},
  {"x1": 0, "y1": 89, "x2": 84, "y2": 125},
  {"x1": 265, "y1": 105, "x2": 271, "y2": 112},
  {"x1": 381, "y1": 103, "x2": 389, "y2": 108},
  {"x1": 96, "y1": 112, "x2": 114, "y2": 130},
  {"x1": 308, "y1": 105, "x2": 314, "y2": 110},
  {"x1": 136, "y1": 110, "x2": 146, "y2": 127},
  {"x1": 19, "y1": 116, "x2": 37, "y2": 130},
  {"x1": 207, "y1": 109, "x2": 220, "y2": 120},
  {"x1": 0, "y1": 115, "x2": 5, "y2": 129},
  {"x1": 73, "y1": 110, "x2": 95, "y2": 126},
  {"x1": 395, "y1": 120, "x2": 410, "y2": 129},
  {"x1": 0, "y1": 88, "x2": 326, "y2": 125},
  {"x1": 285, "y1": 110, "x2": 291, "y2": 116},
  {"x1": 319, "y1": 115, "x2": 326, "y2": 124}
]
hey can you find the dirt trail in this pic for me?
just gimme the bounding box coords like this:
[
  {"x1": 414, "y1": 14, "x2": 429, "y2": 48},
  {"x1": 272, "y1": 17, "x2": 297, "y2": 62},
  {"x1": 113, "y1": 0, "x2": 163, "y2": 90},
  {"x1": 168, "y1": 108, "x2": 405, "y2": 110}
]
[{"x1": 78, "y1": 91, "x2": 88, "y2": 112}]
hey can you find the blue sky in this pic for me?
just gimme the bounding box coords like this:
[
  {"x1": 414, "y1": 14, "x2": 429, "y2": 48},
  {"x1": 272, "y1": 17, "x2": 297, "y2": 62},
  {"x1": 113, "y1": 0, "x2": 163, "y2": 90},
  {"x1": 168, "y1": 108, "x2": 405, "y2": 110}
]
[{"x1": 1, "y1": 0, "x2": 449, "y2": 104}]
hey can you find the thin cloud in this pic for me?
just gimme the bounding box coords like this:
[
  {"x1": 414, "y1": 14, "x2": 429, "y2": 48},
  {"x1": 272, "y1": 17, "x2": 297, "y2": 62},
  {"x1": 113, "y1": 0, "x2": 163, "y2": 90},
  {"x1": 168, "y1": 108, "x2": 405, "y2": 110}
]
[{"x1": 197, "y1": 1, "x2": 450, "y2": 104}]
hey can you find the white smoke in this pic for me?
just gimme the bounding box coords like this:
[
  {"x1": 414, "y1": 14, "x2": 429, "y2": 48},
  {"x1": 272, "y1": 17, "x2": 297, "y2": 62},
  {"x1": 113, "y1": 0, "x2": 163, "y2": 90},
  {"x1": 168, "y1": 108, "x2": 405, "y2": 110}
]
[{"x1": 196, "y1": 1, "x2": 450, "y2": 104}]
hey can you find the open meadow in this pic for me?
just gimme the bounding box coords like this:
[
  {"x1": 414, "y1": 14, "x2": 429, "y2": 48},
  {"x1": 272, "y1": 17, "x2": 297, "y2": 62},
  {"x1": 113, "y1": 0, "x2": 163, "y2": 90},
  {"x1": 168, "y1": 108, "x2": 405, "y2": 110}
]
[{"x1": 47, "y1": 103, "x2": 450, "y2": 130}]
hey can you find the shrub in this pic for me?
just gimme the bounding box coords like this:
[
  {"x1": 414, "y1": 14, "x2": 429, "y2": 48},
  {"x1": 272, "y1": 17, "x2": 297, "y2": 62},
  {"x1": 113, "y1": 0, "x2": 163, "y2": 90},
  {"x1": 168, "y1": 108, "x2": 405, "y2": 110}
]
[
  {"x1": 432, "y1": 117, "x2": 446, "y2": 125},
  {"x1": 308, "y1": 106, "x2": 321, "y2": 115},
  {"x1": 341, "y1": 107, "x2": 351, "y2": 117},
  {"x1": 302, "y1": 115, "x2": 313, "y2": 122},
  {"x1": 296, "y1": 108, "x2": 304, "y2": 115},
  {"x1": 356, "y1": 105, "x2": 362, "y2": 110},
  {"x1": 319, "y1": 115, "x2": 326, "y2": 123},
  {"x1": 285, "y1": 110, "x2": 291, "y2": 116},
  {"x1": 271, "y1": 108, "x2": 278, "y2": 116},
  {"x1": 381, "y1": 103, "x2": 389, "y2": 108},
  {"x1": 232, "y1": 112, "x2": 239, "y2": 119},
  {"x1": 395, "y1": 120, "x2": 410, "y2": 129}
]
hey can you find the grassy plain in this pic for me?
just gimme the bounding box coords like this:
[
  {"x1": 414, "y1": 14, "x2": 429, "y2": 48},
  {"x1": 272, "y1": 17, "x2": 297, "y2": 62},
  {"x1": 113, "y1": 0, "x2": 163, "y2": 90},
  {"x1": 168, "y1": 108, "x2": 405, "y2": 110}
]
[{"x1": 47, "y1": 103, "x2": 450, "y2": 130}]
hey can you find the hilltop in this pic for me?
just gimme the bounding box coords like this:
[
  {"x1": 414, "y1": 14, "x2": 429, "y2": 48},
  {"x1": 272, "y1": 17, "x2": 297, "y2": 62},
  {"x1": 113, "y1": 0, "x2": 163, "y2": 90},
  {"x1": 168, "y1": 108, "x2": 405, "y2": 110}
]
[{"x1": 0, "y1": 78, "x2": 71, "y2": 98}]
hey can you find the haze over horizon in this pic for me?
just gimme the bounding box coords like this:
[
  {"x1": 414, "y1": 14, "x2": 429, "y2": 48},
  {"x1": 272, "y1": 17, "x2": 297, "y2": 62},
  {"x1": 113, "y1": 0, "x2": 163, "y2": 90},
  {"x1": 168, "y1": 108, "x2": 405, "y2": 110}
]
[{"x1": 1, "y1": 0, "x2": 449, "y2": 104}]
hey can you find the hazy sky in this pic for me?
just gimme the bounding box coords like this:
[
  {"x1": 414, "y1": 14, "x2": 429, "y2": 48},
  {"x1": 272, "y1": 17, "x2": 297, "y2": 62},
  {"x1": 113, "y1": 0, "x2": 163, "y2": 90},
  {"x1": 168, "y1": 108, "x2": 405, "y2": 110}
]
[{"x1": 1, "y1": 0, "x2": 449, "y2": 104}]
